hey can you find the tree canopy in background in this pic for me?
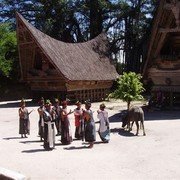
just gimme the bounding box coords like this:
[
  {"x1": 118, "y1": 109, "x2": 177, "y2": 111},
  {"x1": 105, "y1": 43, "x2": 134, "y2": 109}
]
[
  {"x1": 0, "y1": 23, "x2": 18, "y2": 79},
  {"x1": 0, "y1": 0, "x2": 157, "y2": 80}
]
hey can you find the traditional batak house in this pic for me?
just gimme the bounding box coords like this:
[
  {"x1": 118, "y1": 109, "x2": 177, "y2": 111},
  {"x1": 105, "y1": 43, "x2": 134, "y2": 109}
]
[
  {"x1": 143, "y1": 0, "x2": 180, "y2": 108},
  {"x1": 16, "y1": 13, "x2": 118, "y2": 102}
]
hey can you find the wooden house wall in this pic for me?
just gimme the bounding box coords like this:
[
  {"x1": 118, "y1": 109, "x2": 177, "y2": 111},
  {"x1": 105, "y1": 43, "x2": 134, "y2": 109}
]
[
  {"x1": 148, "y1": 68, "x2": 180, "y2": 85},
  {"x1": 30, "y1": 80, "x2": 112, "y2": 102},
  {"x1": 66, "y1": 81, "x2": 113, "y2": 101}
]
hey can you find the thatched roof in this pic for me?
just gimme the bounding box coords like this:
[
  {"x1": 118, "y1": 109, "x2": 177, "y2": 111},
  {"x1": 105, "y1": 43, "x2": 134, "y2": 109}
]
[{"x1": 16, "y1": 12, "x2": 119, "y2": 81}]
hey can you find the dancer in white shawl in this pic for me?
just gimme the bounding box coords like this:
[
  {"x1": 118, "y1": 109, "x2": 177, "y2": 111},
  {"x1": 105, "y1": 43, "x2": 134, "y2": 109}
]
[
  {"x1": 97, "y1": 103, "x2": 110, "y2": 143},
  {"x1": 43, "y1": 100, "x2": 56, "y2": 150}
]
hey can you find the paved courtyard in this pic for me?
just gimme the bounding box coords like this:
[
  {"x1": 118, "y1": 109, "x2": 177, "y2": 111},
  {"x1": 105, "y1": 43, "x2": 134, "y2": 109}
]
[{"x1": 0, "y1": 100, "x2": 180, "y2": 180}]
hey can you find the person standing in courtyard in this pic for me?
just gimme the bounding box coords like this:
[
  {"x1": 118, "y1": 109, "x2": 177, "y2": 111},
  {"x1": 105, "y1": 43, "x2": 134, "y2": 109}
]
[
  {"x1": 18, "y1": 99, "x2": 30, "y2": 138},
  {"x1": 43, "y1": 100, "x2": 56, "y2": 150},
  {"x1": 61, "y1": 100, "x2": 73, "y2": 145},
  {"x1": 74, "y1": 101, "x2": 83, "y2": 140},
  {"x1": 52, "y1": 98, "x2": 62, "y2": 136},
  {"x1": 97, "y1": 103, "x2": 110, "y2": 143},
  {"x1": 37, "y1": 97, "x2": 45, "y2": 141},
  {"x1": 83, "y1": 101, "x2": 96, "y2": 148}
]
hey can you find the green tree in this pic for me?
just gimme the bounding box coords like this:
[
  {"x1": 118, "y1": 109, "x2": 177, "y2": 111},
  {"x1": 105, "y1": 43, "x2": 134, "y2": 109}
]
[
  {"x1": 0, "y1": 0, "x2": 157, "y2": 74},
  {"x1": 0, "y1": 23, "x2": 18, "y2": 78},
  {"x1": 110, "y1": 72, "x2": 144, "y2": 110}
]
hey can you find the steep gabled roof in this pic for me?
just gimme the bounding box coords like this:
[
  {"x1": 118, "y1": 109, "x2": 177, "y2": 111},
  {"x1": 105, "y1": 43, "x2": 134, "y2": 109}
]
[
  {"x1": 143, "y1": 0, "x2": 180, "y2": 76},
  {"x1": 16, "y1": 12, "x2": 119, "y2": 81}
]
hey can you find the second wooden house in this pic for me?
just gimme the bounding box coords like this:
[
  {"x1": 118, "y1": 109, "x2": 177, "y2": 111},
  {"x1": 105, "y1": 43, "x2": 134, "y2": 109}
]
[{"x1": 143, "y1": 0, "x2": 180, "y2": 108}]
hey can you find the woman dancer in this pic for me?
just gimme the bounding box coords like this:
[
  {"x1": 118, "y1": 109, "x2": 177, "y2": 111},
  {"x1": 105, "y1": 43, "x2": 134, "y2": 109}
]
[
  {"x1": 97, "y1": 103, "x2": 110, "y2": 143},
  {"x1": 83, "y1": 101, "x2": 96, "y2": 148},
  {"x1": 18, "y1": 99, "x2": 30, "y2": 138},
  {"x1": 61, "y1": 101, "x2": 73, "y2": 145}
]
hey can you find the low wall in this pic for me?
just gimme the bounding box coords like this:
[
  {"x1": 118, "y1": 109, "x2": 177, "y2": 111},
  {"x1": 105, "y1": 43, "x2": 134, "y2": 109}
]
[{"x1": 0, "y1": 167, "x2": 29, "y2": 180}]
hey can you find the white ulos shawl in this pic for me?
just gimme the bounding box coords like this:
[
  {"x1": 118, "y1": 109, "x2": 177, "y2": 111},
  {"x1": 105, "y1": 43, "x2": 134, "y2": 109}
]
[
  {"x1": 97, "y1": 110, "x2": 109, "y2": 133},
  {"x1": 44, "y1": 111, "x2": 55, "y2": 148}
]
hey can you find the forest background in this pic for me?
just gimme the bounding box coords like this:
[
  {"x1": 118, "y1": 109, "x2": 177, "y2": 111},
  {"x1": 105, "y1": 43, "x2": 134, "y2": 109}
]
[{"x1": 0, "y1": 0, "x2": 157, "y2": 99}]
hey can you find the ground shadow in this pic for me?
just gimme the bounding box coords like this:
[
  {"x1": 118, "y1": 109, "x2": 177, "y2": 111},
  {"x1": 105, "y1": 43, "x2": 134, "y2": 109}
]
[
  {"x1": 64, "y1": 146, "x2": 89, "y2": 150},
  {"x1": 109, "y1": 109, "x2": 127, "y2": 123},
  {"x1": 21, "y1": 149, "x2": 46, "y2": 153},
  {"x1": 118, "y1": 128, "x2": 135, "y2": 137},
  {"x1": 109, "y1": 113, "x2": 122, "y2": 123},
  {"x1": 55, "y1": 143, "x2": 66, "y2": 146},
  {"x1": 110, "y1": 128, "x2": 135, "y2": 137},
  {"x1": 3, "y1": 137, "x2": 23, "y2": 140},
  {"x1": 19, "y1": 140, "x2": 42, "y2": 144},
  {"x1": 110, "y1": 128, "x2": 121, "y2": 134},
  {"x1": 94, "y1": 141, "x2": 107, "y2": 144},
  {"x1": 144, "y1": 111, "x2": 180, "y2": 121},
  {"x1": 0, "y1": 101, "x2": 38, "y2": 108}
]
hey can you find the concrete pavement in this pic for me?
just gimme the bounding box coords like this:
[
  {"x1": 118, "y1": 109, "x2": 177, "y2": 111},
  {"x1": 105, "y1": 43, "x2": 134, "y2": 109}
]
[{"x1": 0, "y1": 100, "x2": 180, "y2": 180}]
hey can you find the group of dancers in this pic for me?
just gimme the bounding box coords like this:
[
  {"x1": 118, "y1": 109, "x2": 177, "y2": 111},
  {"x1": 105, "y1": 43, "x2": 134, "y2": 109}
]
[{"x1": 18, "y1": 98, "x2": 110, "y2": 150}]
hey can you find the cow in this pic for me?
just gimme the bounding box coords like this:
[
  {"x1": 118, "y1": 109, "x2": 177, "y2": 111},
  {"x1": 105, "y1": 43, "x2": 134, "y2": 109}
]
[{"x1": 121, "y1": 106, "x2": 146, "y2": 136}]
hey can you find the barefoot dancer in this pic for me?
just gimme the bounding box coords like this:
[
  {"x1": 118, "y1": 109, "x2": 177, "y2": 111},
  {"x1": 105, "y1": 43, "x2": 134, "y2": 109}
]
[
  {"x1": 61, "y1": 101, "x2": 73, "y2": 145},
  {"x1": 97, "y1": 103, "x2": 110, "y2": 143},
  {"x1": 37, "y1": 97, "x2": 45, "y2": 141},
  {"x1": 52, "y1": 98, "x2": 62, "y2": 136},
  {"x1": 83, "y1": 101, "x2": 96, "y2": 148},
  {"x1": 18, "y1": 99, "x2": 30, "y2": 138},
  {"x1": 43, "y1": 100, "x2": 56, "y2": 150},
  {"x1": 74, "y1": 101, "x2": 83, "y2": 140}
]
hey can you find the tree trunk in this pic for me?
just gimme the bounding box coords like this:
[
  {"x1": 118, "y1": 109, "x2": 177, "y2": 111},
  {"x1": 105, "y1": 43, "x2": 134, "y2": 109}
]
[
  {"x1": 127, "y1": 100, "x2": 131, "y2": 111},
  {"x1": 89, "y1": 0, "x2": 103, "y2": 39}
]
